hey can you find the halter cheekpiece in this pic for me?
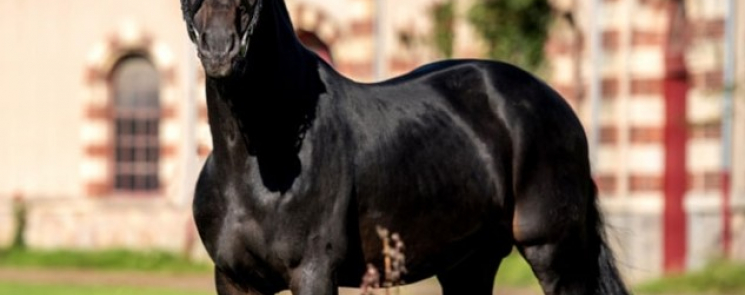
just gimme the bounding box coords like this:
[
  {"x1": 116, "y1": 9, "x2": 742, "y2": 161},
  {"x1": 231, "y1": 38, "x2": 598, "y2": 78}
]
[{"x1": 240, "y1": 0, "x2": 263, "y2": 56}]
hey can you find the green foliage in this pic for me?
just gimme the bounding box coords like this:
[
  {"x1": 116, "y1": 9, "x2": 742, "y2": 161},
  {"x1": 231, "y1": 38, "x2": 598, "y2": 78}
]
[
  {"x1": 468, "y1": 0, "x2": 552, "y2": 71},
  {"x1": 0, "y1": 281, "x2": 211, "y2": 295},
  {"x1": 431, "y1": 0, "x2": 455, "y2": 58},
  {"x1": 635, "y1": 259, "x2": 745, "y2": 294},
  {"x1": 0, "y1": 248, "x2": 211, "y2": 274}
]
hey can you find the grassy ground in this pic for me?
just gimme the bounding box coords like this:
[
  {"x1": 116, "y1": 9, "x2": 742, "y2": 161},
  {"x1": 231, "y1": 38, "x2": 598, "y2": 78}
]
[
  {"x1": 0, "y1": 247, "x2": 540, "y2": 295},
  {"x1": 0, "y1": 248, "x2": 214, "y2": 295},
  {"x1": 0, "y1": 247, "x2": 538, "y2": 286},
  {"x1": 0, "y1": 247, "x2": 211, "y2": 273},
  {"x1": 0, "y1": 281, "x2": 211, "y2": 295},
  {"x1": 7, "y1": 247, "x2": 745, "y2": 294},
  {"x1": 495, "y1": 250, "x2": 539, "y2": 288},
  {"x1": 498, "y1": 251, "x2": 745, "y2": 295},
  {"x1": 634, "y1": 260, "x2": 745, "y2": 295}
]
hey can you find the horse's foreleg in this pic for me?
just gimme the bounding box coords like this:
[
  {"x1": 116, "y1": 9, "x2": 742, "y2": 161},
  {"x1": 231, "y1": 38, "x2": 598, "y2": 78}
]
[
  {"x1": 215, "y1": 268, "x2": 269, "y2": 295},
  {"x1": 289, "y1": 260, "x2": 339, "y2": 295}
]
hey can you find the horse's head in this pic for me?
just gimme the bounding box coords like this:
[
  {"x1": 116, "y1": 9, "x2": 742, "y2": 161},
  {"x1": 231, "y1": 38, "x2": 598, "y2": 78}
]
[{"x1": 181, "y1": 0, "x2": 262, "y2": 78}]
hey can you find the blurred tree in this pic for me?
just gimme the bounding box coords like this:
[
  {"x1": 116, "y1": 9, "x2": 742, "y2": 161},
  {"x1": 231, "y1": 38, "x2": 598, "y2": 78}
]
[
  {"x1": 431, "y1": 0, "x2": 455, "y2": 58},
  {"x1": 12, "y1": 196, "x2": 26, "y2": 249},
  {"x1": 468, "y1": 0, "x2": 551, "y2": 71}
]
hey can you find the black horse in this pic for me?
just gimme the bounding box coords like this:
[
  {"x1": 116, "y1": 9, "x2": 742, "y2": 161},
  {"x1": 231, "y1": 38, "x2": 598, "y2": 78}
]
[{"x1": 180, "y1": 0, "x2": 629, "y2": 294}]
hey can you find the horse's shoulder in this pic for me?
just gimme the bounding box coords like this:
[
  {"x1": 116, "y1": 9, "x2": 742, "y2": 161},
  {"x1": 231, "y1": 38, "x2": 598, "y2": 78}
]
[
  {"x1": 195, "y1": 154, "x2": 216, "y2": 193},
  {"x1": 192, "y1": 154, "x2": 227, "y2": 258}
]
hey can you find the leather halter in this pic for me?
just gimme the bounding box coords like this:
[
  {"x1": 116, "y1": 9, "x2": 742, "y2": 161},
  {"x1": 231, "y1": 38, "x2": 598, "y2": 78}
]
[{"x1": 239, "y1": 0, "x2": 263, "y2": 57}]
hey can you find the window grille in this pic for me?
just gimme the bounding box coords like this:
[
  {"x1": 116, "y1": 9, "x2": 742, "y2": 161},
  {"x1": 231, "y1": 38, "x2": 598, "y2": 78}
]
[{"x1": 111, "y1": 57, "x2": 160, "y2": 192}]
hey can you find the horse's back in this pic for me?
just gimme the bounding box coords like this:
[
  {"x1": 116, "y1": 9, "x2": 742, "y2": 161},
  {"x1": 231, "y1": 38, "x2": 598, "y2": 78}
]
[{"x1": 366, "y1": 59, "x2": 586, "y2": 155}]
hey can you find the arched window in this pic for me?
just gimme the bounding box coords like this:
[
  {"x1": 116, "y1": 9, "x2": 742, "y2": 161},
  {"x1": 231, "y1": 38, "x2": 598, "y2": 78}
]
[{"x1": 110, "y1": 56, "x2": 160, "y2": 193}]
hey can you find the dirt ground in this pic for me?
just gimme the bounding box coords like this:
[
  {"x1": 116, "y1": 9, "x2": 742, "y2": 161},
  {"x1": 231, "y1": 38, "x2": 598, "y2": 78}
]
[{"x1": 0, "y1": 267, "x2": 540, "y2": 295}]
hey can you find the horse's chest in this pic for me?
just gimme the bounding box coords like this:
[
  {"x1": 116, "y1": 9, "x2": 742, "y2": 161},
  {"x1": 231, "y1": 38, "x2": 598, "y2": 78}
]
[
  {"x1": 208, "y1": 171, "x2": 315, "y2": 279},
  {"x1": 208, "y1": 200, "x2": 297, "y2": 289},
  {"x1": 197, "y1": 137, "x2": 349, "y2": 286}
]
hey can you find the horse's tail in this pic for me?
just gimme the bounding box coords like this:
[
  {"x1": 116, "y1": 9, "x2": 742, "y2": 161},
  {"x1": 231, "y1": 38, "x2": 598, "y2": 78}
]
[{"x1": 587, "y1": 179, "x2": 630, "y2": 295}]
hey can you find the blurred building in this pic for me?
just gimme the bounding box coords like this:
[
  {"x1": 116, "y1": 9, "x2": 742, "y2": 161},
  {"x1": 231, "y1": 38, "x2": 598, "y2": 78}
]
[
  {"x1": 0, "y1": 0, "x2": 743, "y2": 283},
  {"x1": 546, "y1": 0, "x2": 745, "y2": 281}
]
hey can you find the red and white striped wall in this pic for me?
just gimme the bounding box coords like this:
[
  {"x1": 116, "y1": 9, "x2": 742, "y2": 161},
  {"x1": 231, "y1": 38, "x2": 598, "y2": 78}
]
[{"x1": 81, "y1": 21, "x2": 181, "y2": 199}]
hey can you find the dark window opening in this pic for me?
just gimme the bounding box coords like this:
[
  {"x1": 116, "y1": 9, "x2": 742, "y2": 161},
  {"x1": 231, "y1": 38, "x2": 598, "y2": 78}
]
[{"x1": 111, "y1": 57, "x2": 160, "y2": 193}]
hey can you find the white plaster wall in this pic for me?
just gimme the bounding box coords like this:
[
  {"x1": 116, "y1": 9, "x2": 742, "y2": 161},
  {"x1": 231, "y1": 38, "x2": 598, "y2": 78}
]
[{"x1": 0, "y1": 0, "x2": 192, "y2": 199}]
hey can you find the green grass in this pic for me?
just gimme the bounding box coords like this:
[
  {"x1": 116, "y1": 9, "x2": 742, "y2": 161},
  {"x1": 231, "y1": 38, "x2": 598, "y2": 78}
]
[
  {"x1": 0, "y1": 281, "x2": 211, "y2": 295},
  {"x1": 495, "y1": 250, "x2": 540, "y2": 288},
  {"x1": 497, "y1": 253, "x2": 745, "y2": 294},
  {"x1": 0, "y1": 248, "x2": 211, "y2": 273},
  {"x1": 635, "y1": 260, "x2": 745, "y2": 294}
]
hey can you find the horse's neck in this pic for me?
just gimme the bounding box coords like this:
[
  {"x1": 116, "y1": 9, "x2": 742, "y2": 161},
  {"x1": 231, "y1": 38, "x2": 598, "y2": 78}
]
[
  {"x1": 245, "y1": 0, "x2": 308, "y2": 90},
  {"x1": 206, "y1": 0, "x2": 321, "y2": 164}
]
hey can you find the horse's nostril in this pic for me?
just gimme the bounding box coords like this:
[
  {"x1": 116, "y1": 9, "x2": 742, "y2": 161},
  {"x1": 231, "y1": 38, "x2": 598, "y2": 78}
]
[{"x1": 199, "y1": 32, "x2": 209, "y2": 50}]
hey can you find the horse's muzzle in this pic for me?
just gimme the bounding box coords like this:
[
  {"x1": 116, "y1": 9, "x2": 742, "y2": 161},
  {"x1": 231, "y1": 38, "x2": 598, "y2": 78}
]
[
  {"x1": 197, "y1": 29, "x2": 240, "y2": 77},
  {"x1": 200, "y1": 55, "x2": 236, "y2": 78}
]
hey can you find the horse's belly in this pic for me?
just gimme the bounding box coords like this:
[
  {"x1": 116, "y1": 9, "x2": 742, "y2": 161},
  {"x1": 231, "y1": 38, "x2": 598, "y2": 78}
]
[{"x1": 353, "y1": 133, "x2": 505, "y2": 282}]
